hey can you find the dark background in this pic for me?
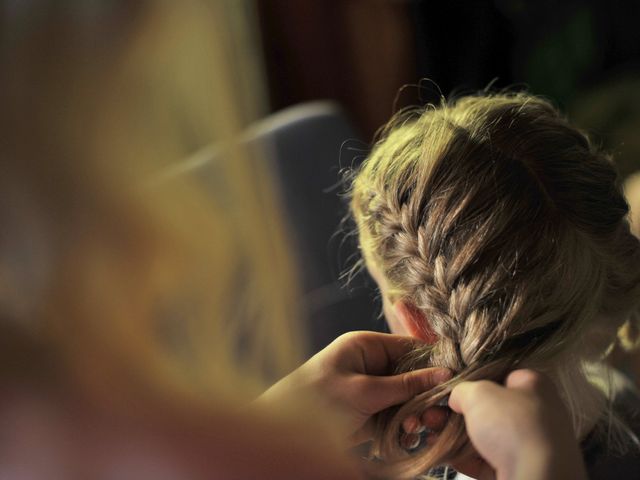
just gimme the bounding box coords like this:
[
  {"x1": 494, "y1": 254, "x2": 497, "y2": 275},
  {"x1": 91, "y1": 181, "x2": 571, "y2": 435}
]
[{"x1": 258, "y1": 0, "x2": 640, "y2": 174}]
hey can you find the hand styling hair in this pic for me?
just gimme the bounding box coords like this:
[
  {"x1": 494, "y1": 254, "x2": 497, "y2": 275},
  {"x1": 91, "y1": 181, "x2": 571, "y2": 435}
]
[{"x1": 350, "y1": 93, "x2": 640, "y2": 478}]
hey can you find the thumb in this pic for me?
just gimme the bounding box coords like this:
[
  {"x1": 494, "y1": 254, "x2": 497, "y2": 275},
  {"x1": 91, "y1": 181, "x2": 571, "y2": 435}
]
[
  {"x1": 504, "y1": 369, "x2": 546, "y2": 392},
  {"x1": 364, "y1": 367, "x2": 452, "y2": 413}
]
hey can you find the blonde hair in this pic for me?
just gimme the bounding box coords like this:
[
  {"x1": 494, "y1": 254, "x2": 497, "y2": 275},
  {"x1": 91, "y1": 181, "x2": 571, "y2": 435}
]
[
  {"x1": 0, "y1": 0, "x2": 302, "y2": 415},
  {"x1": 350, "y1": 93, "x2": 640, "y2": 477}
]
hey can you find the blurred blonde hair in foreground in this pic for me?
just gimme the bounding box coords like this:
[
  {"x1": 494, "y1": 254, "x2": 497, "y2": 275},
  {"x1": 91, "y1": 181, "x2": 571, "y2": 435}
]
[{"x1": 0, "y1": 0, "x2": 306, "y2": 423}]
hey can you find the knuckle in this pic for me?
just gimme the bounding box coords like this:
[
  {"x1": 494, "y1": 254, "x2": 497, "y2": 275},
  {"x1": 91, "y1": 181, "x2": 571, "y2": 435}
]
[
  {"x1": 349, "y1": 376, "x2": 376, "y2": 414},
  {"x1": 335, "y1": 330, "x2": 370, "y2": 348},
  {"x1": 526, "y1": 371, "x2": 546, "y2": 390},
  {"x1": 508, "y1": 369, "x2": 549, "y2": 393},
  {"x1": 401, "y1": 372, "x2": 421, "y2": 396},
  {"x1": 334, "y1": 331, "x2": 356, "y2": 345},
  {"x1": 470, "y1": 380, "x2": 495, "y2": 397}
]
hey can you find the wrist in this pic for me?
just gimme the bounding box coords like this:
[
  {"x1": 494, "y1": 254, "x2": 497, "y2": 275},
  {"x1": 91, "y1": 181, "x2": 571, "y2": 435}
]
[{"x1": 510, "y1": 440, "x2": 587, "y2": 480}]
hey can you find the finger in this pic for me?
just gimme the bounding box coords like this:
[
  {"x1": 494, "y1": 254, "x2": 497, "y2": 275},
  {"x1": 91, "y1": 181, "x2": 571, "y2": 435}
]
[
  {"x1": 402, "y1": 415, "x2": 425, "y2": 434},
  {"x1": 399, "y1": 432, "x2": 421, "y2": 450},
  {"x1": 505, "y1": 369, "x2": 547, "y2": 392},
  {"x1": 449, "y1": 380, "x2": 497, "y2": 414},
  {"x1": 338, "y1": 331, "x2": 426, "y2": 375},
  {"x1": 420, "y1": 406, "x2": 449, "y2": 432},
  {"x1": 448, "y1": 381, "x2": 473, "y2": 414},
  {"x1": 399, "y1": 430, "x2": 440, "y2": 452},
  {"x1": 425, "y1": 431, "x2": 439, "y2": 447},
  {"x1": 362, "y1": 367, "x2": 452, "y2": 413},
  {"x1": 404, "y1": 407, "x2": 448, "y2": 434}
]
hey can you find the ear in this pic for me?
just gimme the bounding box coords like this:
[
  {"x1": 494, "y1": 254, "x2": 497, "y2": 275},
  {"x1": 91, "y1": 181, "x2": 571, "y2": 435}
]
[{"x1": 394, "y1": 301, "x2": 438, "y2": 344}]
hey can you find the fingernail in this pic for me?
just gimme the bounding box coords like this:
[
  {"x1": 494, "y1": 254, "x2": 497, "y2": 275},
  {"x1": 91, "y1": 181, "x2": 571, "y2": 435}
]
[
  {"x1": 402, "y1": 415, "x2": 421, "y2": 434},
  {"x1": 399, "y1": 432, "x2": 421, "y2": 450}
]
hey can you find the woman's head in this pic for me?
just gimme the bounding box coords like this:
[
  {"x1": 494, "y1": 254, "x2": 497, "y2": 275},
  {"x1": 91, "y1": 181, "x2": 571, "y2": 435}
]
[{"x1": 350, "y1": 93, "x2": 640, "y2": 476}]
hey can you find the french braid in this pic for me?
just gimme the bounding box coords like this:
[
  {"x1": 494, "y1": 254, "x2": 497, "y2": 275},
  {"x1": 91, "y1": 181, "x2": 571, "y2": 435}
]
[{"x1": 350, "y1": 93, "x2": 640, "y2": 478}]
